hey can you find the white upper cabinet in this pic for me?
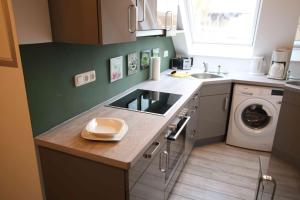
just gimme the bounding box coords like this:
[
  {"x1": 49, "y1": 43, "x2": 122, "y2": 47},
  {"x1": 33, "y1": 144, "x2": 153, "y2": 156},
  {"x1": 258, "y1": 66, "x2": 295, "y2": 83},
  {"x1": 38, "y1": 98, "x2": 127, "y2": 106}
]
[{"x1": 136, "y1": 0, "x2": 178, "y2": 37}]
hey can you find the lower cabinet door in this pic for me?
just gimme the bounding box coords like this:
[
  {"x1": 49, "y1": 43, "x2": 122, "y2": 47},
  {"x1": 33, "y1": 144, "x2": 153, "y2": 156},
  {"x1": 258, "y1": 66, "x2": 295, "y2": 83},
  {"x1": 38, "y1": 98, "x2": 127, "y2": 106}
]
[
  {"x1": 196, "y1": 94, "x2": 230, "y2": 140},
  {"x1": 184, "y1": 109, "x2": 197, "y2": 161},
  {"x1": 184, "y1": 94, "x2": 199, "y2": 162},
  {"x1": 129, "y1": 142, "x2": 167, "y2": 200}
]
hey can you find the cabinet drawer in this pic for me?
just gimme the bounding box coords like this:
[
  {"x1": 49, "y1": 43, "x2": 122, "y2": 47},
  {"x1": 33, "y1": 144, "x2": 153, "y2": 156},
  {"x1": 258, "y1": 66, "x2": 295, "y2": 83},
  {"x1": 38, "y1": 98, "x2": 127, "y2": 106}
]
[
  {"x1": 129, "y1": 130, "x2": 166, "y2": 190},
  {"x1": 199, "y1": 83, "x2": 232, "y2": 96}
]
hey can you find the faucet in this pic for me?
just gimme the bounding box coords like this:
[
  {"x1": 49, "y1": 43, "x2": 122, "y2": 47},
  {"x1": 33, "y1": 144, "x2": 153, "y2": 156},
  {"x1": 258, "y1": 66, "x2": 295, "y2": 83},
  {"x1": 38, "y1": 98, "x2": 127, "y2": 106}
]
[
  {"x1": 286, "y1": 70, "x2": 291, "y2": 80},
  {"x1": 203, "y1": 62, "x2": 208, "y2": 73},
  {"x1": 217, "y1": 65, "x2": 222, "y2": 74}
]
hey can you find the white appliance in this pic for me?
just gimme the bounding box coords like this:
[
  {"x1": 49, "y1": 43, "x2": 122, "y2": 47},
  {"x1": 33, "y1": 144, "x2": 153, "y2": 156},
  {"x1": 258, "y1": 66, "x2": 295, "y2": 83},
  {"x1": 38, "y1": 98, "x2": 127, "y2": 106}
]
[
  {"x1": 268, "y1": 49, "x2": 291, "y2": 80},
  {"x1": 226, "y1": 84, "x2": 283, "y2": 152},
  {"x1": 249, "y1": 57, "x2": 266, "y2": 76}
]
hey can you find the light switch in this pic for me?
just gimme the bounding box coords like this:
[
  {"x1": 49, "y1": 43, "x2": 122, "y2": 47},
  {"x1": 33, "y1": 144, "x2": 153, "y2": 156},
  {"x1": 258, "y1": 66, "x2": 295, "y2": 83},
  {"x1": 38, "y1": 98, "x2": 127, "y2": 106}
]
[
  {"x1": 164, "y1": 50, "x2": 169, "y2": 57},
  {"x1": 90, "y1": 70, "x2": 96, "y2": 81}
]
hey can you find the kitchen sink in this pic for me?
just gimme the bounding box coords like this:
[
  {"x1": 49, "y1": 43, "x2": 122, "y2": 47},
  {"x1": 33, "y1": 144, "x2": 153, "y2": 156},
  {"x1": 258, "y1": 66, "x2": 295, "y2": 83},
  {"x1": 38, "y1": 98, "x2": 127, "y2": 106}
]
[
  {"x1": 286, "y1": 81, "x2": 300, "y2": 86},
  {"x1": 192, "y1": 73, "x2": 223, "y2": 79}
]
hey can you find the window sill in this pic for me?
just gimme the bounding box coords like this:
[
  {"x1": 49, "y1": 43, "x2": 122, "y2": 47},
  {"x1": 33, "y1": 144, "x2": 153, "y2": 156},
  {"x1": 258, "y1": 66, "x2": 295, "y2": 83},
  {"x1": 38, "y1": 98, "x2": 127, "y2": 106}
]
[{"x1": 188, "y1": 43, "x2": 254, "y2": 59}]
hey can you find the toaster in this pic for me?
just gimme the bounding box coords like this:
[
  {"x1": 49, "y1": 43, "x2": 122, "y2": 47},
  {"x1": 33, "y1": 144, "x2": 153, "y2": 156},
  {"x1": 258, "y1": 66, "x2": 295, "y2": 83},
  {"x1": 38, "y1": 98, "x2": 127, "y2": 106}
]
[{"x1": 171, "y1": 57, "x2": 194, "y2": 70}]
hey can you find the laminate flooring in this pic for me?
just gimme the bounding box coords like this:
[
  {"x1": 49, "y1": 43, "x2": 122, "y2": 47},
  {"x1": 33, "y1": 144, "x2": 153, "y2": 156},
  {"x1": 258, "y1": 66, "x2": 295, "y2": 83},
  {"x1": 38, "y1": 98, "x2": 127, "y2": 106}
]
[{"x1": 169, "y1": 143, "x2": 270, "y2": 200}]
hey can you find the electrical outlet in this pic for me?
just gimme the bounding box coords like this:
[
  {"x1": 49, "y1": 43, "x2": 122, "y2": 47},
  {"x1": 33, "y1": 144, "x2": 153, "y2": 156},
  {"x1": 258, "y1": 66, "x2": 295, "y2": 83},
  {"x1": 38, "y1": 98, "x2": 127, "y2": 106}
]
[
  {"x1": 164, "y1": 50, "x2": 169, "y2": 57},
  {"x1": 89, "y1": 70, "x2": 96, "y2": 81},
  {"x1": 74, "y1": 70, "x2": 96, "y2": 87}
]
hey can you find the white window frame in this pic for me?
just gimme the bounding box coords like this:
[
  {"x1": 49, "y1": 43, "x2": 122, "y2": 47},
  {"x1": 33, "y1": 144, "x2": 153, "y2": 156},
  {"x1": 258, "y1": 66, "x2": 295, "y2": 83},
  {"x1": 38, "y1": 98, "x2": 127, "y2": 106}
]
[
  {"x1": 291, "y1": 18, "x2": 300, "y2": 61},
  {"x1": 184, "y1": 0, "x2": 262, "y2": 58}
]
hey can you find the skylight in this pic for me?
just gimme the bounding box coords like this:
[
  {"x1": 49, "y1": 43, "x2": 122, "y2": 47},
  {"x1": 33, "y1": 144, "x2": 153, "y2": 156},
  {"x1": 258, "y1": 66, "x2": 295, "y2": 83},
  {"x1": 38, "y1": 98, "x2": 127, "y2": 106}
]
[{"x1": 187, "y1": 0, "x2": 261, "y2": 46}]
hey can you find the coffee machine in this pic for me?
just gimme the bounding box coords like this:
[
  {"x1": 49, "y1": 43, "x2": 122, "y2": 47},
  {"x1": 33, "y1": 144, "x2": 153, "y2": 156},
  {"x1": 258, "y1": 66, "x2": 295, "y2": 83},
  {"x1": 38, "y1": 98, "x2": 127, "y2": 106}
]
[{"x1": 268, "y1": 49, "x2": 291, "y2": 80}]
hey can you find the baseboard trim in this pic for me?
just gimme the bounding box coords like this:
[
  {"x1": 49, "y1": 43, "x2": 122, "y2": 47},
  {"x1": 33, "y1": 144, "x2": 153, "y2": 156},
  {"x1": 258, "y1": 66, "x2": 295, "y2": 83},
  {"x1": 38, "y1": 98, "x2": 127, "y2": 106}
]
[{"x1": 194, "y1": 135, "x2": 226, "y2": 147}]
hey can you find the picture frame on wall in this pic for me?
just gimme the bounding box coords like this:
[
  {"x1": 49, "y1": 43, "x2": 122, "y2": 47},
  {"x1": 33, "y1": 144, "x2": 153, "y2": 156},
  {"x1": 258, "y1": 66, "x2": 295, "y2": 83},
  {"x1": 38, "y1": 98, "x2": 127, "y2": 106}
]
[
  {"x1": 140, "y1": 50, "x2": 151, "y2": 70},
  {"x1": 110, "y1": 56, "x2": 123, "y2": 82},
  {"x1": 127, "y1": 52, "x2": 138, "y2": 75}
]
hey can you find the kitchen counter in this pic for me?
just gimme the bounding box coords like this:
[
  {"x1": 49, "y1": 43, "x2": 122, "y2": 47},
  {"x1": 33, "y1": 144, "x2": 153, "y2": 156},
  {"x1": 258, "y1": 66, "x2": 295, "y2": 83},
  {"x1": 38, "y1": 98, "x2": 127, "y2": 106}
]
[{"x1": 35, "y1": 68, "x2": 288, "y2": 170}]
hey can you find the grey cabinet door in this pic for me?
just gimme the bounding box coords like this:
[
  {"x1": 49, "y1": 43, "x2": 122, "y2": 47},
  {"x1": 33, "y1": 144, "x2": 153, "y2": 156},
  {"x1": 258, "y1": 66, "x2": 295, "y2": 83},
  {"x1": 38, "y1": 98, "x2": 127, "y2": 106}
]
[
  {"x1": 129, "y1": 132, "x2": 167, "y2": 200},
  {"x1": 184, "y1": 94, "x2": 199, "y2": 162},
  {"x1": 196, "y1": 94, "x2": 230, "y2": 140},
  {"x1": 101, "y1": 0, "x2": 137, "y2": 44},
  {"x1": 272, "y1": 89, "x2": 300, "y2": 168}
]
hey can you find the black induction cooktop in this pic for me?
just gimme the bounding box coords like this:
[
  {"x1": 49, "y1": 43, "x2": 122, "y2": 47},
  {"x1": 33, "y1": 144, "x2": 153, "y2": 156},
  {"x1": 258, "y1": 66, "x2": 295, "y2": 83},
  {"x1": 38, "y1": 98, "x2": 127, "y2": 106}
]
[{"x1": 108, "y1": 89, "x2": 182, "y2": 115}]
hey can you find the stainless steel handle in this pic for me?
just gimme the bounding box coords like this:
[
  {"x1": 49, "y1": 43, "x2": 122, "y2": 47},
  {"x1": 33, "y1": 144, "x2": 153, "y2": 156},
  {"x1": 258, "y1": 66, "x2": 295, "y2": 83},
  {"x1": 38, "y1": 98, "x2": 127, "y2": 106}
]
[
  {"x1": 191, "y1": 129, "x2": 196, "y2": 138},
  {"x1": 128, "y1": 5, "x2": 137, "y2": 33},
  {"x1": 241, "y1": 92, "x2": 253, "y2": 96},
  {"x1": 256, "y1": 175, "x2": 277, "y2": 200},
  {"x1": 167, "y1": 116, "x2": 191, "y2": 141},
  {"x1": 165, "y1": 11, "x2": 173, "y2": 31},
  {"x1": 224, "y1": 96, "x2": 229, "y2": 111},
  {"x1": 143, "y1": 141, "x2": 160, "y2": 159},
  {"x1": 159, "y1": 150, "x2": 168, "y2": 172},
  {"x1": 138, "y1": 0, "x2": 145, "y2": 22}
]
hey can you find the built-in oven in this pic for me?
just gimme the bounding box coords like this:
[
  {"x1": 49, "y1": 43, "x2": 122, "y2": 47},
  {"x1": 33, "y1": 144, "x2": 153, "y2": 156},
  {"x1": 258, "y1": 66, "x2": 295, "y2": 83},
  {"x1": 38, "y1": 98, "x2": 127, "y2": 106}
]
[{"x1": 165, "y1": 108, "x2": 190, "y2": 181}]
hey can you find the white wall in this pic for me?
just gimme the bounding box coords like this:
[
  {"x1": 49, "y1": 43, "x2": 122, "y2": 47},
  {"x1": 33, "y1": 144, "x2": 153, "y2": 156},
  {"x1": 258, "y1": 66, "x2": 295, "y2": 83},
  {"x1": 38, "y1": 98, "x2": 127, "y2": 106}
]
[
  {"x1": 253, "y1": 0, "x2": 300, "y2": 61},
  {"x1": 12, "y1": 0, "x2": 52, "y2": 44},
  {"x1": 192, "y1": 56, "x2": 252, "y2": 74},
  {"x1": 0, "y1": 1, "x2": 43, "y2": 200}
]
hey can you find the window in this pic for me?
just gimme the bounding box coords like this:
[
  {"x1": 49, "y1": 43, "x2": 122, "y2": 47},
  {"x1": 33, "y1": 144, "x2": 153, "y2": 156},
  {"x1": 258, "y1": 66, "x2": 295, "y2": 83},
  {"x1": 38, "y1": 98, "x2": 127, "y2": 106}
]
[{"x1": 187, "y1": 0, "x2": 261, "y2": 46}]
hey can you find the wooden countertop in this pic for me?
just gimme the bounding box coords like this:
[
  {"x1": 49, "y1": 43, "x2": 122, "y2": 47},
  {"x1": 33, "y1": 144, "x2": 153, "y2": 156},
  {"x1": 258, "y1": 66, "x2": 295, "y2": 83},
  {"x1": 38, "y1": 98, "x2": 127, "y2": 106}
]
[{"x1": 35, "y1": 69, "x2": 286, "y2": 169}]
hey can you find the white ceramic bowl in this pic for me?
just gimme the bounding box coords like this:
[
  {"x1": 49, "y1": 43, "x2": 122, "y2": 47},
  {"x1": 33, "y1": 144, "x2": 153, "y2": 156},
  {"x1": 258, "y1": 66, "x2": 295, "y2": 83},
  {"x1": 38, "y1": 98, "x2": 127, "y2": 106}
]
[{"x1": 85, "y1": 118, "x2": 126, "y2": 137}]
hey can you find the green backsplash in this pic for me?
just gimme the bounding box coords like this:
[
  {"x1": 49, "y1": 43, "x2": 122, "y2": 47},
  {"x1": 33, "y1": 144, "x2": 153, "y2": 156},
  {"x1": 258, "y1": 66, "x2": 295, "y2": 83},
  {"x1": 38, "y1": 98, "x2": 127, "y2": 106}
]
[{"x1": 20, "y1": 37, "x2": 175, "y2": 136}]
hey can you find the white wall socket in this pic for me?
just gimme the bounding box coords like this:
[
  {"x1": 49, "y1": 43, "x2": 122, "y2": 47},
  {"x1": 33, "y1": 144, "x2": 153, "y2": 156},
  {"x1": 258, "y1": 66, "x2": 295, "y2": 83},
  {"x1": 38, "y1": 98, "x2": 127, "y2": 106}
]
[
  {"x1": 164, "y1": 50, "x2": 169, "y2": 57},
  {"x1": 74, "y1": 70, "x2": 96, "y2": 87}
]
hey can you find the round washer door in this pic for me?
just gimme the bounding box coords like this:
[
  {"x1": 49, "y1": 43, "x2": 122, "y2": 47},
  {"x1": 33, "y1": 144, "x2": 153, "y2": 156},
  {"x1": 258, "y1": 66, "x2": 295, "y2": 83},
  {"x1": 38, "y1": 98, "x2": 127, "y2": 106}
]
[{"x1": 234, "y1": 98, "x2": 277, "y2": 136}]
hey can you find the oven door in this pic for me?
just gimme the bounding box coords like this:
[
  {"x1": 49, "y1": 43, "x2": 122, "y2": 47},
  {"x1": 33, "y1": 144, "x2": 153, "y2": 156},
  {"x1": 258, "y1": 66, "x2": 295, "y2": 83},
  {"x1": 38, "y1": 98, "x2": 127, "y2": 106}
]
[{"x1": 166, "y1": 116, "x2": 190, "y2": 181}]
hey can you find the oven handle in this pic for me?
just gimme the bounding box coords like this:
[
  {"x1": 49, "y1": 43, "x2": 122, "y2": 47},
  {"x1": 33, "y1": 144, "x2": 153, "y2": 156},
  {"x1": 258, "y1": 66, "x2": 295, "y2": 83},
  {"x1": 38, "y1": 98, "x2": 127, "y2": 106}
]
[{"x1": 167, "y1": 116, "x2": 191, "y2": 141}]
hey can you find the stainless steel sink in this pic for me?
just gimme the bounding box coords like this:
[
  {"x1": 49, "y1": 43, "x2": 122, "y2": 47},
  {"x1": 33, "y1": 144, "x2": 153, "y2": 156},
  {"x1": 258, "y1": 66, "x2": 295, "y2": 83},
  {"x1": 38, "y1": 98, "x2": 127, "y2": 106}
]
[
  {"x1": 192, "y1": 73, "x2": 223, "y2": 79},
  {"x1": 286, "y1": 81, "x2": 300, "y2": 86}
]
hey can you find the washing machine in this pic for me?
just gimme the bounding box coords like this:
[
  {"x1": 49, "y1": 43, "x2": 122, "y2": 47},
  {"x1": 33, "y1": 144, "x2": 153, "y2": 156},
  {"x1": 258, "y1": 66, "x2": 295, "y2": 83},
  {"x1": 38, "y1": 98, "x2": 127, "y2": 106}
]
[{"x1": 226, "y1": 84, "x2": 283, "y2": 152}]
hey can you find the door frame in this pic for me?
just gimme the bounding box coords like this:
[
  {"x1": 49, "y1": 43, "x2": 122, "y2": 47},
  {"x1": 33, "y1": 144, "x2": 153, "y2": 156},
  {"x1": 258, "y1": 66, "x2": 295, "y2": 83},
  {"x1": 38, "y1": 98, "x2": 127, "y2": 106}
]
[{"x1": 0, "y1": 0, "x2": 17, "y2": 67}]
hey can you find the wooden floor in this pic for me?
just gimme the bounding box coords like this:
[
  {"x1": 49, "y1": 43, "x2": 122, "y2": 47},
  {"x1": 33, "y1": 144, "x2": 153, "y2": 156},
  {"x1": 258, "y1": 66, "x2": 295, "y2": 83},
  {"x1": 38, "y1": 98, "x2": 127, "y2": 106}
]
[{"x1": 169, "y1": 143, "x2": 270, "y2": 200}]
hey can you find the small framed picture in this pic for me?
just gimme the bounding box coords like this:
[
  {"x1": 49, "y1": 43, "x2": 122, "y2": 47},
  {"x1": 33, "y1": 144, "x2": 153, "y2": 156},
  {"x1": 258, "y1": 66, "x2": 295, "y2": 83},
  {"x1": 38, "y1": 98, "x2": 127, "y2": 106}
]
[
  {"x1": 110, "y1": 56, "x2": 123, "y2": 82},
  {"x1": 140, "y1": 50, "x2": 151, "y2": 70},
  {"x1": 152, "y1": 48, "x2": 160, "y2": 57},
  {"x1": 127, "y1": 52, "x2": 138, "y2": 75}
]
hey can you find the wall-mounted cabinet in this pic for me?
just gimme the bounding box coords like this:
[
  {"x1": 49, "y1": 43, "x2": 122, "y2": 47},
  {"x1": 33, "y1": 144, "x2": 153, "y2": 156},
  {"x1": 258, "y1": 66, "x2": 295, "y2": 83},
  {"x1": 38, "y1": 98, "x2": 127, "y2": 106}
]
[
  {"x1": 136, "y1": 0, "x2": 178, "y2": 37},
  {"x1": 48, "y1": 0, "x2": 179, "y2": 45},
  {"x1": 48, "y1": 0, "x2": 137, "y2": 45}
]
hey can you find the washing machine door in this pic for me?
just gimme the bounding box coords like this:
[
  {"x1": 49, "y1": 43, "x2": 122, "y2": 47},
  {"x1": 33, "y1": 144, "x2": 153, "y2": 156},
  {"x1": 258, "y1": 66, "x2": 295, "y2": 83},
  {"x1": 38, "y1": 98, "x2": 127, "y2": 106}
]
[{"x1": 234, "y1": 98, "x2": 277, "y2": 136}]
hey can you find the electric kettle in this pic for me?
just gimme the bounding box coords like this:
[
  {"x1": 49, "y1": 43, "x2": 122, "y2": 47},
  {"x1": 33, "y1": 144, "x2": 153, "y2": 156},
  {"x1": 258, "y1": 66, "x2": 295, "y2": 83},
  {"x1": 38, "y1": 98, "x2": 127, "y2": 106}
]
[{"x1": 268, "y1": 49, "x2": 291, "y2": 80}]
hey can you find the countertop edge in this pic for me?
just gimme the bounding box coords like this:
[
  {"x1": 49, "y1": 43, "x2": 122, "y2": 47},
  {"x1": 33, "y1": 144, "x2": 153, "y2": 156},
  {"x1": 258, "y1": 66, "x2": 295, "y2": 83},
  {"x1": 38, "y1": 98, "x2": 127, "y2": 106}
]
[
  {"x1": 34, "y1": 71, "x2": 290, "y2": 170},
  {"x1": 35, "y1": 139, "x2": 130, "y2": 170}
]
